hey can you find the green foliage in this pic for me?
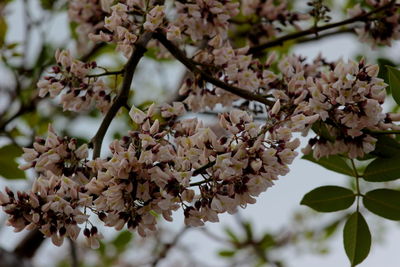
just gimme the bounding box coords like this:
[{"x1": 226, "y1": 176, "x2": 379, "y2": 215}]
[
  {"x1": 112, "y1": 230, "x2": 133, "y2": 253},
  {"x1": 40, "y1": 0, "x2": 57, "y2": 10},
  {"x1": 386, "y1": 65, "x2": 400, "y2": 106},
  {"x1": 363, "y1": 156, "x2": 400, "y2": 182},
  {"x1": 377, "y1": 58, "x2": 396, "y2": 84},
  {"x1": 343, "y1": 212, "x2": 371, "y2": 266},
  {"x1": 218, "y1": 250, "x2": 236, "y2": 257},
  {"x1": 94, "y1": 230, "x2": 135, "y2": 267},
  {"x1": 301, "y1": 186, "x2": 355, "y2": 212},
  {"x1": 311, "y1": 121, "x2": 336, "y2": 142},
  {"x1": 302, "y1": 154, "x2": 354, "y2": 176},
  {"x1": 224, "y1": 227, "x2": 240, "y2": 244},
  {"x1": 0, "y1": 16, "x2": 7, "y2": 48},
  {"x1": 0, "y1": 144, "x2": 26, "y2": 180},
  {"x1": 363, "y1": 189, "x2": 400, "y2": 220},
  {"x1": 371, "y1": 135, "x2": 400, "y2": 158}
]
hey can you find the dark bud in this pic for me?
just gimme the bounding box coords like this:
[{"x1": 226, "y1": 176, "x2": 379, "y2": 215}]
[
  {"x1": 98, "y1": 212, "x2": 107, "y2": 221},
  {"x1": 90, "y1": 226, "x2": 98, "y2": 235},
  {"x1": 52, "y1": 66, "x2": 61, "y2": 73},
  {"x1": 98, "y1": 90, "x2": 106, "y2": 97},
  {"x1": 59, "y1": 226, "x2": 67, "y2": 236},
  {"x1": 5, "y1": 187, "x2": 14, "y2": 198},
  {"x1": 83, "y1": 228, "x2": 91, "y2": 237},
  {"x1": 50, "y1": 225, "x2": 57, "y2": 234},
  {"x1": 195, "y1": 200, "x2": 202, "y2": 210}
]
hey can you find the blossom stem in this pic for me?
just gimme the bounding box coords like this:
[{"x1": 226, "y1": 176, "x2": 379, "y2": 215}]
[
  {"x1": 193, "y1": 161, "x2": 216, "y2": 176},
  {"x1": 153, "y1": 31, "x2": 275, "y2": 107},
  {"x1": 87, "y1": 70, "x2": 124, "y2": 78},
  {"x1": 365, "y1": 129, "x2": 400, "y2": 135},
  {"x1": 90, "y1": 32, "x2": 153, "y2": 159},
  {"x1": 247, "y1": 0, "x2": 396, "y2": 54}
]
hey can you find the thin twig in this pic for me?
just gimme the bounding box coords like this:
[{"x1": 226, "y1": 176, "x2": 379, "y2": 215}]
[
  {"x1": 247, "y1": 0, "x2": 396, "y2": 54},
  {"x1": 151, "y1": 226, "x2": 189, "y2": 267},
  {"x1": 154, "y1": 32, "x2": 274, "y2": 107},
  {"x1": 90, "y1": 32, "x2": 153, "y2": 159},
  {"x1": 87, "y1": 69, "x2": 124, "y2": 78},
  {"x1": 365, "y1": 129, "x2": 400, "y2": 135}
]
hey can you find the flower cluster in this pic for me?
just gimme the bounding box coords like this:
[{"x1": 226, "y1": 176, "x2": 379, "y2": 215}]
[
  {"x1": 1, "y1": 104, "x2": 301, "y2": 245},
  {"x1": 89, "y1": 3, "x2": 142, "y2": 58},
  {"x1": 349, "y1": 0, "x2": 400, "y2": 47},
  {"x1": 37, "y1": 50, "x2": 112, "y2": 113},
  {"x1": 68, "y1": 0, "x2": 108, "y2": 49},
  {"x1": 0, "y1": 125, "x2": 98, "y2": 247},
  {"x1": 172, "y1": 0, "x2": 239, "y2": 42},
  {"x1": 276, "y1": 57, "x2": 394, "y2": 159},
  {"x1": 239, "y1": 0, "x2": 309, "y2": 46}
]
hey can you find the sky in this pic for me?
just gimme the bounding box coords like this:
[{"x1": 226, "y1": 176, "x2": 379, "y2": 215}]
[{"x1": 1, "y1": 1, "x2": 400, "y2": 266}]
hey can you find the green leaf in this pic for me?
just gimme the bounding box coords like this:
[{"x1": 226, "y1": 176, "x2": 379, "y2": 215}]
[
  {"x1": 311, "y1": 120, "x2": 335, "y2": 142},
  {"x1": 40, "y1": 0, "x2": 56, "y2": 9},
  {"x1": 0, "y1": 144, "x2": 23, "y2": 158},
  {"x1": 259, "y1": 233, "x2": 275, "y2": 250},
  {"x1": 363, "y1": 156, "x2": 400, "y2": 182},
  {"x1": 0, "y1": 17, "x2": 8, "y2": 48},
  {"x1": 323, "y1": 219, "x2": 341, "y2": 239},
  {"x1": 112, "y1": 230, "x2": 133, "y2": 252},
  {"x1": 243, "y1": 222, "x2": 253, "y2": 241},
  {"x1": 386, "y1": 65, "x2": 400, "y2": 105},
  {"x1": 0, "y1": 144, "x2": 26, "y2": 180},
  {"x1": 224, "y1": 227, "x2": 240, "y2": 244},
  {"x1": 218, "y1": 250, "x2": 236, "y2": 257},
  {"x1": 302, "y1": 154, "x2": 354, "y2": 176},
  {"x1": 363, "y1": 189, "x2": 400, "y2": 220},
  {"x1": 343, "y1": 212, "x2": 371, "y2": 266},
  {"x1": 371, "y1": 135, "x2": 400, "y2": 158},
  {"x1": 301, "y1": 186, "x2": 355, "y2": 212}
]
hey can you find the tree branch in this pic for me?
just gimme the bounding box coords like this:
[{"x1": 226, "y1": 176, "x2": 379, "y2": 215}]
[
  {"x1": 151, "y1": 226, "x2": 189, "y2": 267},
  {"x1": 90, "y1": 32, "x2": 153, "y2": 159},
  {"x1": 247, "y1": 0, "x2": 396, "y2": 54},
  {"x1": 13, "y1": 230, "x2": 44, "y2": 258},
  {"x1": 153, "y1": 32, "x2": 274, "y2": 107},
  {"x1": 69, "y1": 238, "x2": 78, "y2": 267}
]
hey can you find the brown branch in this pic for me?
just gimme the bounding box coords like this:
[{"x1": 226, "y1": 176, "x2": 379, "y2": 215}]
[
  {"x1": 69, "y1": 238, "x2": 78, "y2": 267},
  {"x1": 151, "y1": 226, "x2": 189, "y2": 267},
  {"x1": 247, "y1": 0, "x2": 396, "y2": 54},
  {"x1": 153, "y1": 32, "x2": 274, "y2": 107},
  {"x1": 295, "y1": 28, "x2": 355, "y2": 45},
  {"x1": 13, "y1": 230, "x2": 45, "y2": 258},
  {"x1": 90, "y1": 32, "x2": 153, "y2": 159}
]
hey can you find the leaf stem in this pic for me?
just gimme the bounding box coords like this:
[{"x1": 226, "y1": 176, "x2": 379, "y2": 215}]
[{"x1": 350, "y1": 159, "x2": 361, "y2": 211}]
